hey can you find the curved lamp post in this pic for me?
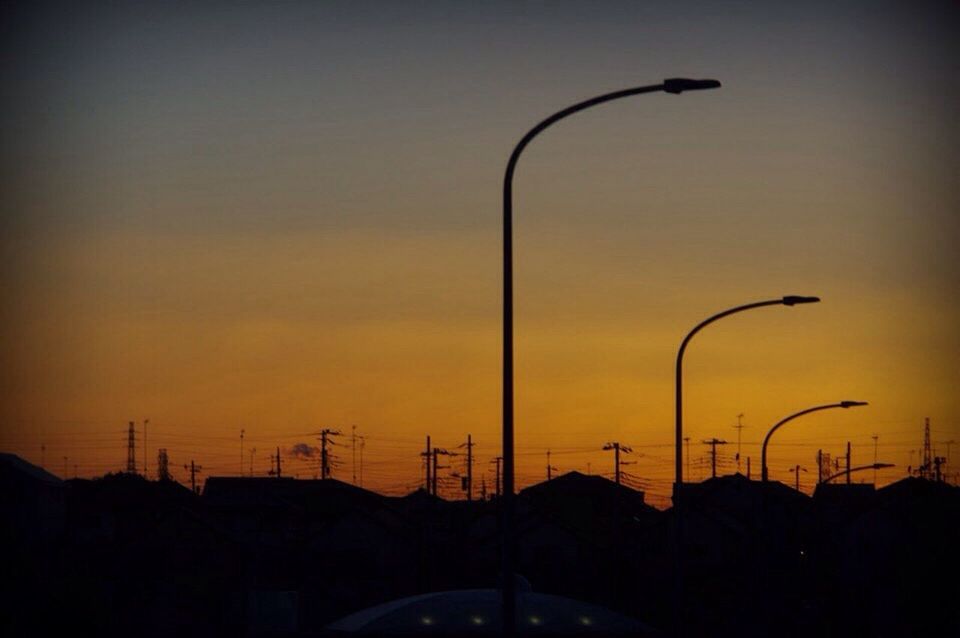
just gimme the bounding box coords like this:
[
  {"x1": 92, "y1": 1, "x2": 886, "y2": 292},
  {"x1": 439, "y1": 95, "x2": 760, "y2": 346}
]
[
  {"x1": 674, "y1": 296, "x2": 820, "y2": 494},
  {"x1": 822, "y1": 462, "x2": 894, "y2": 483},
  {"x1": 501, "y1": 77, "x2": 721, "y2": 636},
  {"x1": 672, "y1": 295, "x2": 817, "y2": 634},
  {"x1": 761, "y1": 401, "x2": 868, "y2": 482}
]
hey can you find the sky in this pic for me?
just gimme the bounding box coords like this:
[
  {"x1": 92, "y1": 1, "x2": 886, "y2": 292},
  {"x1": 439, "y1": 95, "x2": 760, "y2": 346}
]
[{"x1": 2, "y1": 0, "x2": 958, "y2": 506}]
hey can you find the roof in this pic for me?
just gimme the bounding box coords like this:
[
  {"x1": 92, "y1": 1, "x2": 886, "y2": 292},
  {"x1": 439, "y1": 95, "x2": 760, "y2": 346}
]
[
  {"x1": 0, "y1": 453, "x2": 63, "y2": 486},
  {"x1": 325, "y1": 588, "x2": 657, "y2": 636}
]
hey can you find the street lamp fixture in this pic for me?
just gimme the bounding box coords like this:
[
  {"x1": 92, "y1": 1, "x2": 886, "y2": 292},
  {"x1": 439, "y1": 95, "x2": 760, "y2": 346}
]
[
  {"x1": 500, "y1": 78, "x2": 721, "y2": 637},
  {"x1": 761, "y1": 401, "x2": 868, "y2": 482}
]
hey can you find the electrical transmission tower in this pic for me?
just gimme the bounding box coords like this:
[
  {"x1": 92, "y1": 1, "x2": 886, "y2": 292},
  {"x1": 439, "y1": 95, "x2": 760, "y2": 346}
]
[
  {"x1": 126, "y1": 421, "x2": 137, "y2": 474},
  {"x1": 702, "y1": 438, "x2": 728, "y2": 479},
  {"x1": 183, "y1": 460, "x2": 202, "y2": 494},
  {"x1": 157, "y1": 449, "x2": 171, "y2": 481},
  {"x1": 919, "y1": 417, "x2": 933, "y2": 479},
  {"x1": 317, "y1": 429, "x2": 342, "y2": 479},
  {"x1": 143, "y1": 419, "x2": 150, "y2": 478},
  {"x1": 421, "y1": 436, "x2": 432, "y2": 492},
  {"x1": 603, "y1": 442, "x2": 633, "y2": 485}
]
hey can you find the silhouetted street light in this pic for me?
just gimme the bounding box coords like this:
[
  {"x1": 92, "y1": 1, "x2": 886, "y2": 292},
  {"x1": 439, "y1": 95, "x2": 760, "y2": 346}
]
[
  {"x1": 673, "y1": 295, "x2": 817, "y2": 633},
  {"x1": 761, "y1": 401, "x2": 868, "y2": 482},
  {"x1": 822, "y1": 462, "x2": 894, "y2": 483},
  {"x1": 674, "y1": 296, "x2": 819, "y2": 491},
  {"x1": 500, "y1": 77, "x2": 720, "y2": 637}
]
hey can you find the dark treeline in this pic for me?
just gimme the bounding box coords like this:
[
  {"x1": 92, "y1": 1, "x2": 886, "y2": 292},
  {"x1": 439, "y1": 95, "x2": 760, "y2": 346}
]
[{"x1": 2, "y1": 453, "x2": 957, "y2": 637}]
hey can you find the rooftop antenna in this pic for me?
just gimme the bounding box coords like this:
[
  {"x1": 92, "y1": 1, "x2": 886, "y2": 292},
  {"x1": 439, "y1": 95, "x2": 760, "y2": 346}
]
[{"x1": 733, "y1": 413, "x2": 746, "y2": 473}]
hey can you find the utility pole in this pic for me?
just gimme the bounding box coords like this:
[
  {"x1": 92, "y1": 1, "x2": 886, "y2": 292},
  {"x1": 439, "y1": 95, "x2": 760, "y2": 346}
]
[
  {"x1": 249, "y1": 447, "x2": 256, "y2": 477},
  {"x1": 733, "y1": 413, "x2": 746, "y2": 473},
  {"x1": 240, "y1": 428, "x2": 245, "y2": 477},
  {"x1": 431, "y1": 448, "x2": 454, "y2": 496},
  {"x1": 846, "y1": 441, "x2": 852, "y2": 485},
  {"x1": 126, "y1": 421, "x2": 137, "y2": 474},
  {"x1": 317, "y1": 428, "x2": 342, "y2": 479},
  {"x1": 546, "y1": 449, "x2": 558, "y2": 481},
  {"x1": 703, "y1": 438, "x2": 728, "y2": 479},
  {"x1": 184, "y1": 460, "x2": 202, "y2": 494},
  {"x1": 603, "y1": 442, "x2": 633, "y2": 485},
  {"x1": 157, "y1": 449, "x2": 171, "y2": 481},
  {"x1": 491, "y1": 457, "x2": 502, "y2": 498},
  {"x1": 143, "y1": 418, "x2": 149, "y2": 479},
  {"x1": 268, "y1": 446, "x2": 283, "y2": 478},
  {"x1": 747, "y1": 456, "x2": 751, "y2": 480},
  {"x1": 63, "y1": 456, "x2": 68, "y2": 478},
  {"x1": 356, "y1": 435, "x2": 365, "y2": 486},
  {"x1": 466, "y1": 435, "x2": 474, "y2": 500},
  {"x1": 790, "y1": 465, "x2": 807, "y2": 491},
  {"x1": 872, "y1": 434, "x2": 879, "y2": 484},
  {"x1": 922, "y1": 417, "x2": 932, "y2": 479},
  {"x1": 817, "y1": 449, "x2": 823, "y2": 484}
]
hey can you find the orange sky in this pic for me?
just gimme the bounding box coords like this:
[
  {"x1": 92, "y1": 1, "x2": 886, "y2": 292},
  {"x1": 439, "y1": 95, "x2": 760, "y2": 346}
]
[{"x1": 2, "y1": 2, "x2": 958, "y2": 507}]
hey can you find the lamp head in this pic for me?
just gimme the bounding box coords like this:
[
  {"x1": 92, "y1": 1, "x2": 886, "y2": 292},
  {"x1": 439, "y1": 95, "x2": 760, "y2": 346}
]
[
  {"x1": 840, "y1": 401, "x2": 868, "y2": 408},
  {"x1": 782, "y1": 295, "x2": 820, "y2": 306},
  {"x1": 663, "y1": 78, "x2": 722, "y2": 94}
]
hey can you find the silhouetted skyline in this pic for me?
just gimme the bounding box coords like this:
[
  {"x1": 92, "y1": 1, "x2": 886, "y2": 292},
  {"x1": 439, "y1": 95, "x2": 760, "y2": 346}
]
[{"x1": 2, "y1": 1, "x2": 958, "y2": 504}]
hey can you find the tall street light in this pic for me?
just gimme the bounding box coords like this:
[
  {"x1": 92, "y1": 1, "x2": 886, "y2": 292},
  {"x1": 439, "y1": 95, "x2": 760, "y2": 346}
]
[
  {"x1": 822, "y1": 462, "x2": 894, "y2": 483},
  {"x1": 761, "y1": 401, "x2": 868, "y2": 482},
  {"x1": 673, "y1": 295, "x2": 818, "y2": 634},
  {"x1": 674, "y1": 296, "x2": 820, "y2": 492},
  {"x1": 501, "y1": 77, "x2": 721, "y2": 636}
]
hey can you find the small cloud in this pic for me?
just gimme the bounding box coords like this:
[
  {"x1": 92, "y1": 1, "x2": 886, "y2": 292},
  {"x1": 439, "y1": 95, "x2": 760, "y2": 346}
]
[{"x1": 289, "y1": 443, "x2": 320, "y2": 459}]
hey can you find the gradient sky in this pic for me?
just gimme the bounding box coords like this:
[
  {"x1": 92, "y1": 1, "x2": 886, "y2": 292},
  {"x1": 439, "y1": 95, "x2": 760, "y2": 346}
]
[{"x1": 2, "y1": 0, "x2": 958, "y2": 506}]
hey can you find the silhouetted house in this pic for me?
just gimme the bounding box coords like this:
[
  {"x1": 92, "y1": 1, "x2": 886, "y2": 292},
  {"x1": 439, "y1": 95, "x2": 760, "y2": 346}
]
[
  {"x1": 826, "y1": 477, "x2": 960, "y2": 637},
  {"x1": 65, "y1": 471, "x2": 199, "y2": 544},
  {"x1": 59, "y1": 473, "x2": 231, "y2": 638},
  {"x1": 0, "y1": 454, "x2": 67, "y2": 636},
  {"x1": 0, "y1": 453, "x2": 65, "y2": 546},
  {"x1": 520, "y1": 471, "x2": 659, "y2": 539},
  {"x1": 301, "y1": 504, "x2": 421, "y2": 628}
]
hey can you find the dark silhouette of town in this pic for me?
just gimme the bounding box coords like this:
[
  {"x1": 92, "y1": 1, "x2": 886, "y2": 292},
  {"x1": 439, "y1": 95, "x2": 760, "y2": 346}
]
[{"x1": 2, "y1": 450, "x2": 957, "y2": 637}]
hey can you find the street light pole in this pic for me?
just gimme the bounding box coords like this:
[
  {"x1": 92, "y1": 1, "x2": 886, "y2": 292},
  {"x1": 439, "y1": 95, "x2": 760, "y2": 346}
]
[
  {"x1": 673, "y1": 295, "x2": 818, "y2": 633},
  {"x1": 761, "y1": 401, "x2": 868, "y2": 482},
  {"x1": 501, "y1": 77, "x2": 721, "y2": 637},
  {"x1": 675, "y1": 296, "x2": 820, "y2": 493},
  {"x1": 822, "y1": 462, "x2": 894, "y2": 483}
]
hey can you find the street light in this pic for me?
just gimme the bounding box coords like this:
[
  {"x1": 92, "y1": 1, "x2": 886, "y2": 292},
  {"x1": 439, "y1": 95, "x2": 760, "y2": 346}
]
[
  {"x1": 822, "y1": 462, "x2": 894, "y2": 483},
  {"x1": 674, "y1": 296, "x2": 820, "y2": 493},
  {"x1": 501, "y1": 77, "x2": 721, "y2": 637},
  {"x1": 672, "y1": 295, "x2": 817, "y2": 634},
  {"x1": 761, "y1": 401, "x2": 868, "y2": 482}
]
